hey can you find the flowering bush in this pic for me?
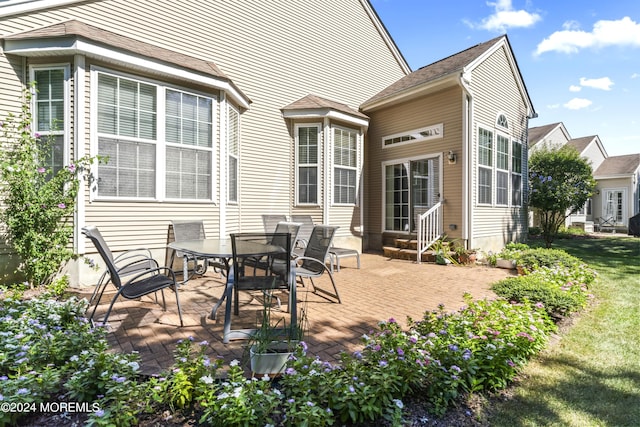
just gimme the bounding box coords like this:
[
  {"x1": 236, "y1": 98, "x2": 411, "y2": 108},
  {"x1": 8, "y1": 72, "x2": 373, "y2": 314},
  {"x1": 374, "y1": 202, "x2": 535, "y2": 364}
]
[
  {"x1": 147, "y1": 336, "x2": 223, "y2": 411},
  {"x1": 199, "y1": 360, "x2": 282, "y2": 426},
  {"x1": 492, "y1": 247, "x2": 596, "y2": 317},
  {"x1": 0, "y1": 291, "x2": 143, "y2": 426},
  {"x1": 0, "y1": 90, "x2": 101, "y2": 286},
  {"x1": 409, "y1": 295, "x2": 556, "y2": 413}
]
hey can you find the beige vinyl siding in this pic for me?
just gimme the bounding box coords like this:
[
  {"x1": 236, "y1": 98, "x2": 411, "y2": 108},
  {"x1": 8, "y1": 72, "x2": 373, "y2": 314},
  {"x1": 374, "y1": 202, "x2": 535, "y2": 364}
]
[
  {"x1": 81, "y1": 57, "x2": 223, "y2": 247},
  {"x1": 1, "y1": 0, "x2": 406, "y2": 283},
  {"x1": 581, "y1": 142, "x2": 606, "y2": 171},
  {"x1": 469, "y1": 46, "x2": 529, "y2": 251},
  {"x1": 364, "y1": 86, "x2": 463, "y2": 249}
]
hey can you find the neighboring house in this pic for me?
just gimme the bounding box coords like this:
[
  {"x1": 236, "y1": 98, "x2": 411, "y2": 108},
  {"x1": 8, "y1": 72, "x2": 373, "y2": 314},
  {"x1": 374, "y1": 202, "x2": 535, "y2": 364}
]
[
  {"x1": 0, "y1": 0, "x2": 409, "y2": 285},
  {"x1": 361, "y1": 35, "x2": 536, "y2": 256},
  {"x1": 528, "y1": 122, "x2": 640, "y2": 232},
  {"x1": 593, "y1": 154, "x2": 640, "y2": 231}
]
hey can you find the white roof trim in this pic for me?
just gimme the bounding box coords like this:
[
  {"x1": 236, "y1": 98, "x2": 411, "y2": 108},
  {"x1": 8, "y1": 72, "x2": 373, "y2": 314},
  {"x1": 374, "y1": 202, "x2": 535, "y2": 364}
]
[
  {"x1": 282, "y1": 108, "x2": 369, "y2": 128},
  {"x1": 0, "y1": 0, "x2": 85, "y2": 17},
  {"x1": 4, "y1": 38, "x2": 250, "y2": 110}
]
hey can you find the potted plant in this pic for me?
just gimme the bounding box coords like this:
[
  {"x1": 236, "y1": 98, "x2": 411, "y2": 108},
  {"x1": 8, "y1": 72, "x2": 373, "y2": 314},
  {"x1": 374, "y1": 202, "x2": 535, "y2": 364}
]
[{"x1": 247, "y1": 294, "x2": 307, "y2": 376}]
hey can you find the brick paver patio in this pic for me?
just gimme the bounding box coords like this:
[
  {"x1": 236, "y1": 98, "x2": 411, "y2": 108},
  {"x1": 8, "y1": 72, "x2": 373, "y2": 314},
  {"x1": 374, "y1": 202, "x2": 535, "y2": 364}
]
[{"x1": 73, "y1": 253, "x2": 513, "y2": 376}]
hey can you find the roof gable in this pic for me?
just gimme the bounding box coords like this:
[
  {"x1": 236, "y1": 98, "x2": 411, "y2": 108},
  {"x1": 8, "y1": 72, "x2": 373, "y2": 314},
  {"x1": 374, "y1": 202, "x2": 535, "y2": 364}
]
[
  {"x1": 361, "y1": 34, "x2": 534, "y2": 117},
  {"x1": 528, "y1": 122, "x2": 570, "y2": 148}
]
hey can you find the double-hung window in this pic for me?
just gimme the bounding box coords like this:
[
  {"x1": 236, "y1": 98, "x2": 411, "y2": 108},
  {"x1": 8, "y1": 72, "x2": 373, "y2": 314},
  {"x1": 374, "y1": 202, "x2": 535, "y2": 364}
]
[
  {"x1": 496, "y1": 134, "x2": 509, "y2": 206},
  {"x1": 296, "y1": 124, "x2": 320, "y2": 205},
  {"x1": 95, "y1": 70, "x2": 215, "y2": 200},
  {"x1": 97, "y1": 72, "x2": 157, "y2": 198},
  {"x1": 33, "y1": 66, "x2": 68, "y2": 176},
  {"x1": 333, "y1": 126, "x2": 358, "y2": 205},
  {"x1": 477, "y1": 127, "x2": 493, "y2": 204},
  {"x1": 165, "y1": 89, "x2": 213, "y2": 200},
  {"x1": 511, "y1": 140, "x2": 523, "y2": 206},
  {"x1": 227, "y1": 105, "x2": 239, "y2": 203}
]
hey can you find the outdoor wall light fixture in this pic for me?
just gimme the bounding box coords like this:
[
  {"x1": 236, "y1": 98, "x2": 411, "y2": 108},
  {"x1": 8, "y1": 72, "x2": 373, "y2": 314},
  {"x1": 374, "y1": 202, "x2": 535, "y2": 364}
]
[{"x1": 447, "y1": 150, "x2": 457, "y2": 164}]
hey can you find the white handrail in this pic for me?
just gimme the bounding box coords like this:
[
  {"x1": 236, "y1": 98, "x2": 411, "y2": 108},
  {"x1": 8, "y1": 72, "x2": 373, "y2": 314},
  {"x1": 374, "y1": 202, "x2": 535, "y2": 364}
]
[{"x1": 416, "y1": 202, "x2": 443, "y2": 263}]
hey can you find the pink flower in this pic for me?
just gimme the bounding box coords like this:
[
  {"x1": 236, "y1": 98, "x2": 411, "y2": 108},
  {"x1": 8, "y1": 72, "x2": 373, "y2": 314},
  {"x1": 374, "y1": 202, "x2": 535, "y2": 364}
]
[
  {"x1": 57, "y1": 203, "x2": 66, "y2": 209},
  {"x1": 68, "y1": 164, "x2": 76, "y2": 173},
  {"x1": 37, "y1": 167, "x2": 46, "y2": 173}
]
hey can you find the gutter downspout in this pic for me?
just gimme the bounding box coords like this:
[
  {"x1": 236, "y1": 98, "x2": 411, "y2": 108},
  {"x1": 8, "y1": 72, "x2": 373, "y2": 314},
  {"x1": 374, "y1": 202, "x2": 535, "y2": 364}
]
[{"x1": 459, "y1": 71, "x2": 474, "y2": 249}]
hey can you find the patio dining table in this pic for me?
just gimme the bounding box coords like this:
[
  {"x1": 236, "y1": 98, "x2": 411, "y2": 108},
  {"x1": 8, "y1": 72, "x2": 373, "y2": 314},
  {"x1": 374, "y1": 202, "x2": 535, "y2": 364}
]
[{"x1": 167, "y1": 238, "x2": 297, "y2": 343}]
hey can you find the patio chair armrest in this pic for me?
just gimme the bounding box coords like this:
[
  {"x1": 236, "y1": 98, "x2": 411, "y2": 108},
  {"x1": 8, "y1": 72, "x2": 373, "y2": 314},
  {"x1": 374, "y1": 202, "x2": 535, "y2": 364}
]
[
  {"x1": 113, "y1": 248, "x2": 153, "y2": 263},
  {"x1": 124, "y1": 266, "x2": 177, "y2": 285},
  {"x1": 294, "y1": 256, "x2": 330, "y2": 272}
]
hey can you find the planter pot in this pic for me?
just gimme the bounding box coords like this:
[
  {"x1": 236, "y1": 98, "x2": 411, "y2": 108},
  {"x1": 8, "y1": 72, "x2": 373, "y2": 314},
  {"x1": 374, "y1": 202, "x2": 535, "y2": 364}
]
[
  {"x1": 496, "y1": 258, "x2": 516, "y2": 269},
  {"x1": 459, "y1": 252, "x2": 477, "y2": 265},
  {"x1": 249, "y1": 342, "x2": 295, "y2": 376}
]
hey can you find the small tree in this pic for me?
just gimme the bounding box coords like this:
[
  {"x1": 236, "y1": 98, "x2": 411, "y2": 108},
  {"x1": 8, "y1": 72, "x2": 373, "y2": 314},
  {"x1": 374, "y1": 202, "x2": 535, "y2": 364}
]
[
  {"x1": 0, "y1": 90, "x2": 99, "y2": 286},
  {"x1": 528, "y1": 146, "x2": 596, "y2": 247}
]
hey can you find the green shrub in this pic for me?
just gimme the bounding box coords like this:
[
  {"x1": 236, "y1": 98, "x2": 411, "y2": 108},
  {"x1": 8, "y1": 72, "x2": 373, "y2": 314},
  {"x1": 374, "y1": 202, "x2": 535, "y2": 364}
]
[
  {"x1": 0, "y1": 90, "x2": 101, "y2": 286},
  {"x1": 528, "y1": 226, "x2": 542, "y2": 236},
  {"x1": 515, "y1": 247, "x2": 590, "y2": 275},
  {"x1": 408, "y1": 295, "x2": 556, "y2": 413},
  {"x1": 492, "y1": 275, "x2": 588, "y2": 317}
]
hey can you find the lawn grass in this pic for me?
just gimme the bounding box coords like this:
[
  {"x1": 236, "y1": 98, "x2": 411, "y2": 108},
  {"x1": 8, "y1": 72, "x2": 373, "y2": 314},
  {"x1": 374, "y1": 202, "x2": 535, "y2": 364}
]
[{"x1": 489, "y1": 235, "x2": 640, "y2": 426}]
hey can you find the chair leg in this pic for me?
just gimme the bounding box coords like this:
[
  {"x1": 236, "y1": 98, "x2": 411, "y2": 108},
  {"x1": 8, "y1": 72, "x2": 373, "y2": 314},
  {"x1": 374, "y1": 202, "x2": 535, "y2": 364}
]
[
  {"x1": 88, "y1": 276, "x2": 113, "y2": 323},
  {"x1": 309, "y1": 270, "x2": 341, "y2": 303},
  {"x1": 173, "y1": 285, "x2": 184, "y2": 327}
]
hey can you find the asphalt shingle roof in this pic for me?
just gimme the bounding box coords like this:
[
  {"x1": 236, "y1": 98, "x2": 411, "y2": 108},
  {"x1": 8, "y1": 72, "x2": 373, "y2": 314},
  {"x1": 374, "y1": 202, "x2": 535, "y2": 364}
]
[
  {"x1": 594, "y1": 153, "x2": 640, "y2": 176},
  {"x1": 362, "y1": 35, "x2": 505, "y2": 108}
]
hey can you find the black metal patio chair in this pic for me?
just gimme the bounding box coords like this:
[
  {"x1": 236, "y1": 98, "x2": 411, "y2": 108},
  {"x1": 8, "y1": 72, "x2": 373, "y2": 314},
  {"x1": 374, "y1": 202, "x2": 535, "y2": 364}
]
[{"x1": 83, "y1": 225, "x2": 183, "y2": 327}]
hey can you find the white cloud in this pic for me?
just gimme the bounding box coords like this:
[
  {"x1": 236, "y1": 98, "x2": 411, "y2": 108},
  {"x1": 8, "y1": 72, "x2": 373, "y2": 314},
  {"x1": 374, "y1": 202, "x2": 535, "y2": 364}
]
[
  {"x1": 471, "y1": 0, "x2": 541, "y2": 32},
  {"x1": 564, "y1": 98, "x2": 593, "y2": 110},
  {"x1": 632, "y1": 73, "x2": 639, "y2": 79},
  {"x1": 547, "y1": 103, "x2": 560, "y2": 109},
  {"x1": 536, "y1": 16, "x2": 640, "y2": 55},
  {"x1": 569, "y1": 85, "x2": 581, "y2": 92},
  {"x1": 579, "y1": 77, "x2": 614, "y2": 90}
]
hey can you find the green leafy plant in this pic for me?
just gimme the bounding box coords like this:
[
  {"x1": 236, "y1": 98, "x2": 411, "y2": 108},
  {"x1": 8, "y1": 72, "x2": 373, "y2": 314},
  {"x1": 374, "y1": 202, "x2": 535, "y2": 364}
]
[
  {"x1": 199, "y1": 359, "x2": 282, "y2": 426},
  {"x1": 0, "y1": 89, "x2": 103, "y2": 286},
  {"x1": 528, "y1": 146, "x2": 596, "y2": 247}
]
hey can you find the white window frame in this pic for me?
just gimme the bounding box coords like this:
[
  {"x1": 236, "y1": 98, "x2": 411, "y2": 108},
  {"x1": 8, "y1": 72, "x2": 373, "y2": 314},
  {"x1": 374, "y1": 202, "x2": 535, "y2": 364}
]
[
  {"x1": 90, "y1": 66, "x2": 217, "y2": 202},
  {"x1": 511, "y1": 139, "x2": 523, "y2": 206},
  {"x1": 332, "y1": 125, "x2": 360, "y2": 206},
  {"x1": 30, "y1": 64, "x2": 70, "y2": 173},
  {"x1": 227, "y1": 103, "x2": 239, "y2": 204},
  {"x1": 477, "y1": 126, "x2": 493, "y2": 205},
  {"x1": 495, "y1": 133, "x2": 510, "y2": 206},
  {"x1": 295, "y1": 123, "x2": 321, "y2": 206},
  {"x1": 381, "y1": 123, "x2": 444, "y2": 149}
]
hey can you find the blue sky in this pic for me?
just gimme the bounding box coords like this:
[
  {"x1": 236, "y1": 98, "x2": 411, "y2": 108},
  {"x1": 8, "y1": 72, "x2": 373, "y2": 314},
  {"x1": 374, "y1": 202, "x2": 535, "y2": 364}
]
[{"x1": 371, "y1": 0, "x2": 640, "y2": 156}]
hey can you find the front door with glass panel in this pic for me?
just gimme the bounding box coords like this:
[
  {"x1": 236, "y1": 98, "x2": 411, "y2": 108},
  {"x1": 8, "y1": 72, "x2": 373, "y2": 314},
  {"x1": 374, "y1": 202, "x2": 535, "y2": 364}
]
[
  {"x1": 603, "y1": 189, "x2": 626, "y2": 226},
  {"x1": 385, "y1": 158, "x2": 439, "y2": 233}
]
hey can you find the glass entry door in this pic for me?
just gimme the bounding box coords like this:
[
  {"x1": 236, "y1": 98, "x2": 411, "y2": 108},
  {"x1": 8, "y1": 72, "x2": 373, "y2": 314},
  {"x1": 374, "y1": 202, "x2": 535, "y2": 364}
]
[
  {"x1": 603, "y1": 189, "x2": 625, "y2": 225},
  {"x1": 385, "y1": 157, "x2": 439, "y2": 233}
]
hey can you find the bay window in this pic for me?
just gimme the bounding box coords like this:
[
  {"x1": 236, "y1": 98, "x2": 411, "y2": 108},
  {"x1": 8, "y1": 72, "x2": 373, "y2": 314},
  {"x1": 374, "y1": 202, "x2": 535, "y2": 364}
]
[
  {"x1": 296, "y1": 124, "x2": 320, "y2": 205},
  {"x1": 95, "y1": 69, "x2": 215, "y2": 200},
  {"x1": 33, "y1": 66, "x2": 68, "y2": 176},
  {"x1": 333, "y1": 126, "x2": 358, "y2": 205},
  {"x1": 228, "y1": 105, "x2": 239, "y2": 203}
]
